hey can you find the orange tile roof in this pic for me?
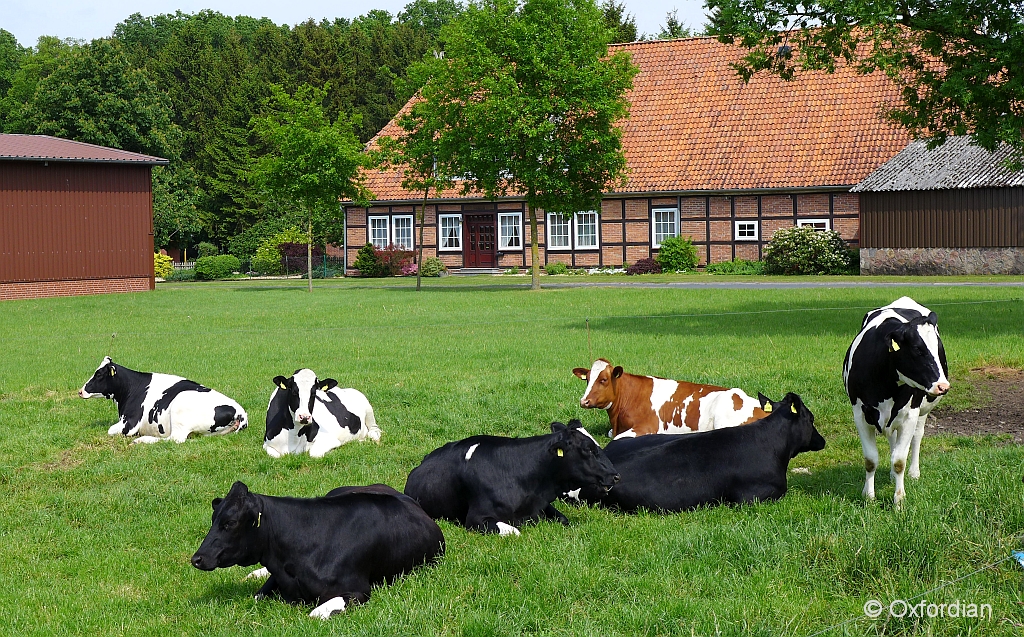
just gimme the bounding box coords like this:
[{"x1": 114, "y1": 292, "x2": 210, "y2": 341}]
[{"x1": 360, "y1": 36, "x2": 910, "y2": 202}]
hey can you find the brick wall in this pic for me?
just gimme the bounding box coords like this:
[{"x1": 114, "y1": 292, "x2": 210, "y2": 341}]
[{"x1": 1, "y1": 277, "x2": 151, "y2": 301}]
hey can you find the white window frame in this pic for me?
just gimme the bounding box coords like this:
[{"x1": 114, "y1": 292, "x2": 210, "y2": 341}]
[
  {"x1": 498, "y1": 212, "x2": 523, "y2": 251},
  {"x1": 438, "y1": 214, "x2": 462, "y2": 251},
  {"x1": 797, "y1": 219, "x2": 831, "y2": 231},
  {"x1": 734, "y1": 220, "x2": 759, "y2": 241},
  {"x1": 546, "y1": 212, "x2": 571, "y2": 250},
  {"x1": 651, "y1": 208, "x2": 679, "y2": 249},
  {"x1": 391, "y1": 215, "x2": 414, "y2": 250},
  {"x1": 574, "y1": 211, "x2": 599, "y2": 249},
  {"x1": 368, "y1": 216, "x2": 390, "y2": 250}
]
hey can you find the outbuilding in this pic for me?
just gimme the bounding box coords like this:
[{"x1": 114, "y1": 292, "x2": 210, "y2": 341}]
[
  {"x1": 853, "y1": 136, "x2": 1024, "y2": 275},
  {"x1": 1, "y1": 134, "x2": 168, "y2": 300}
]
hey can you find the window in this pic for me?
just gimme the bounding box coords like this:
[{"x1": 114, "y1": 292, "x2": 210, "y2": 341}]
[
  {"x1": 439, "y1": 215, "x2": 462, "y2": 250},
  {"x1": 392, "y1": 215, "x2": 414, "y2": 250},
  {"x1": 498, "y1": 213, "x2": 522, "y2": 249},
  {"x1": 797, "y1": 219, "x2": 831, "y2": 231},
  {"x1": 652, "y1": 208, "x2": 678, "y2": 248},
  {"x1": 369, "y1": 217, "x2": 389, "y2": 249},
  {"x1": 734, "y1": 221, "x2": 758, "y2": 241},
  {"x1": 575, "y1": 211, "x2": 598, "y2": 249},
  {"x1": 547, "y1": 213, "x2": 571, "y2": 249}
]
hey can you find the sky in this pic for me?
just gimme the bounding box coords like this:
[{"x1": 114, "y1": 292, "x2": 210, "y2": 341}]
[{"x1": 3, "y1": 0, "x2": 710, "y2": 48}]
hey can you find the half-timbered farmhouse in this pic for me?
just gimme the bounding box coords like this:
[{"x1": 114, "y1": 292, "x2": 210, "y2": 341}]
[{"x1": 345, "y1": 36, "x2": 911, "y2": 272}]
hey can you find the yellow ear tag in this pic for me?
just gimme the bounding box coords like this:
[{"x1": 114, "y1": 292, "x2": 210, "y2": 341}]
[
  {"x1": 256, "y1": 512, "x2": 261, "y2": 527},
  {"x1": 557, "y1": 449, "x2": 564, "y2": 457},
  {"x1": 763, "y1": 403, "x2": 772, "y2": 413},
  {"x1": 891, "y1": 340, "x2": 900, "y2": 352},
  {"x1": 110, "y1": 368, "x2": 116, "y2": 376},
  {"x1": 791, "y1": 404, "x2": 798, "y2": 414},
  {"x1": 278, "y1": 382, "x2": 287, "y2": 390}
]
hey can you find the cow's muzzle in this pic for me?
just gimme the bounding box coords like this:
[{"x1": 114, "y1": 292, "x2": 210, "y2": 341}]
[
  {"x1": 296, "y1": 413, "x2": 312, "y2": 424},
  {"x1": 930, "y1": 381, "x2": 950, "y2": 396},
  {"x1": 191, "y1": 553, "x2": 215, "y2": 571},
  {"x1": 602, "y1": 474, "x2": 620, "y2": 493}
]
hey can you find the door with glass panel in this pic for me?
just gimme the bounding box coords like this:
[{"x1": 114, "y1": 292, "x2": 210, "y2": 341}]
[{"x1": 464, "y1": 214, "x2": 496, "y2": 267}]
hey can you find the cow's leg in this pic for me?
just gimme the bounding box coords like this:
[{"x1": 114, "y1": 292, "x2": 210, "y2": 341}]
[
  {"x1": 363, "y1": 408, "x2": 382, "y2": 442},
  {"x1": 309, "y1": 436, "x2": 342, "y2": 459},
  {"x1": 853, "y1": 407, "x2": 879, "y2": 500},
  {"x1": 132, "y1": 436, "x2": 162, "y2": 444},
  {"x1": 245, "y1": 567, "x2": 270, "y2": 580},
  {"x1": 540, "y1": 503, "x2": 570, "y2": 525},
  {"x1": 466, "y1": 512, "x2": 520, "y2": 536},
  {"x1": 890, "y1": 412, "x2": 918, "y2": 507},
  {"x1": 908, "y1": 413, "x2": 927, "y2": 480},
  {"x1": 253, "y1": 575, "x2": 278, "y2": 600},
  {"x1": 169, "y1": 426, "x2": 193, "y2": 443},
  {"x1": 309, "y1": 586, "x2": 370, "y2": 619}
]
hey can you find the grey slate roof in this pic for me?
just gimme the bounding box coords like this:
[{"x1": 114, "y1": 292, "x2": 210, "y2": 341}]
[{"x1": 852, "y1": 136, "x2": 1024, "y2": 192}]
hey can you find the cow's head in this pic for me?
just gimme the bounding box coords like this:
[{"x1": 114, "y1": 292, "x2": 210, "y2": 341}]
[
  {"x1": 271, "y1": 369, "x2": 338, "y2": 425},
  {"x1": 758, "y1": 392, "x2": 826, "y2": 455},
  {"x1": 549, "y1": 419, "x2": 619, "y2": 492},
  {"x1": 79, "y1": 356, "x2": 118, "y2": 399},
  {"x1": 888, "y1": 314, "x2": 950, "y2": 396},
  {"x1": 573, "y1": 359, "x2": 623, "y2": 409},
  {"x1": 191, "y1": 482, "x2": 263, "y2": 571}
]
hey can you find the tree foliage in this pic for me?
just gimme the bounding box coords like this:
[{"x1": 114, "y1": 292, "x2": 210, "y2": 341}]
[
  {"x1": 657, "y1": 10, "x2": 695, "y2": 39},
  {"x1": 601, "y1": 1, "x2": 639, "y2": 43},
  {"x1": 706, "y1": 0, "x2": 1024, "y2": 153},
  {"x1": 406, "y1": 0, "x2": 637, "y2": 289}
]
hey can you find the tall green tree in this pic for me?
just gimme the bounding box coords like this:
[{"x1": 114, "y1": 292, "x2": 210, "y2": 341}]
[
  {"x1": 408, "y1": 0, "x2": 637, "y2": 289},
  {"x1": 1, "y1": 36, "x2": 73, "y2": 133},
  {"x1": 249, "y1": 83, "x2": 372, "y2": 291},
  {"x1": 601, "y1": 1, "x2": 639, "y2": 43},
  {"x1": 22, "y1": 39, "x2": 180, "y2": 158},
  {"x1": 657, "y1": 10, "x2": 694, "y2": 39},
  {"x1": 706, "y1": 0, "x2": 1024, "y2": 153}
]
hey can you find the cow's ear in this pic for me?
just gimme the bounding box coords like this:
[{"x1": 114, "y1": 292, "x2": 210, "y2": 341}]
[
  {"x1": 611, "y1": 366, "x2": 623, "y2": 379},
  {"x1": 927, "y1": 311, "x2": 938, "y2": 326},
  {"x1": 757, "y1": 392, "x2": 773, "y2": 412},
  {"x1": 211, "y1": 497, "x2": 223, "y2": 509},
  {"x1": 319, "y1": 378, "x2": 338, "y2": 392},
  {"x1": 572, "y1": 367, "x2": 589, "y2": 380},
  {"x1": 566, "y1": 419, "x2": 583, "y2": 430},
  {"x1": 550, "y1": 421, "x2": 567, "y2": 434},
  {"x1": 273, "y1": 375, "x2": 288, "y2": 390},
  {"x1": 227, "y1": 481, "x2": 249, "y2": 498}
]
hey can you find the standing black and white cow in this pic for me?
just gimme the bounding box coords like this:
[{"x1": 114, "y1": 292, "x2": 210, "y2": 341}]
[
  {"x1": 264, "y1": 369, "x2": 380, "y2": 458},
  {"x1": 191, "y1": 482, "x2": 444, "y2": 619},
  {"x1": 79, "y1": 356, "x2": 247, "y2": 443},
  {"x1": 404, "y1": 420, "x2": 619, "y2": 535},
  {"x1": 843, "y1": 296, "x2": 950, "y2": 505},
  {"x1": 576, "y1": 393, "x2": 825, "y2": 512}
]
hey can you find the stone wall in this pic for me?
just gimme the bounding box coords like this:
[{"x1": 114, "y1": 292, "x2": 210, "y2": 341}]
[{"x1": 861, "y1": 248, "x2": 1024, "y2": 275}]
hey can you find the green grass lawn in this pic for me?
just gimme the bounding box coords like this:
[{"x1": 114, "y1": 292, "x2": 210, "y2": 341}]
[{"x1": 1, "y1": 279, "x2": 1022, "y2": 636}]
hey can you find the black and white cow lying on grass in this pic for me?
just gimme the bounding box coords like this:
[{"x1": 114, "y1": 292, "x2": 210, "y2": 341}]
[
  {"x1": 576, "y1": 392, "x2": 825, "y2": 512},
  {"x1": 79, "y1": 356, "x2": 247, "y2": 443},
  {"x1": 843, "y1": 296, "x2": 950, "y2": 506},
  {"x1": 264, "y1": 369, "x2": 380, "y2": 458},
  {"x1": 191, "y1": 482, "x2": 444, "y2": 619},
  {"x1": 404, "y1": 420, "x2": 619, "y2": 535}
]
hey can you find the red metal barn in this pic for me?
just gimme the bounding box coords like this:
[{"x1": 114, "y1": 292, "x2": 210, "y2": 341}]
[{"x1": 0, "y1": 134, "x2": 168, "y2": 300}]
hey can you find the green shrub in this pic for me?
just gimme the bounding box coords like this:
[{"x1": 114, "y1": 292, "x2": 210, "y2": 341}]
[
  {"x1": 167, "y1": 268, "x2": 195, "y2": 281},
  {"x1": 763, "y1": 226, "x2": 852, "y2": 275},
  {"x1": 195, "y1": 241, "x2": 219, "y2": 258},
  {"x1": 705, "y1": 259, "x2": 765, "y2": 275},
  {"x1": 194, "y1": 255, "x2": 241, "y2": 280},
  {"x1": 420, "y1": 256, "x2": 447, "y2": 277},
  {"x1": 545, "y1": 262, "x2": 568, "y2": 275},
  {"x1": 251, "y1": 228, "x2": 307, "y2": 275},
  {"x1": 153, "y1": 253, "x2": 173, "y2": 278},
  {"x1": 353, "y1": 243, "x2": 386, "y2": 277},
  {"x1": 655, "y1": 236, "x2": 698, "y2": 271}
]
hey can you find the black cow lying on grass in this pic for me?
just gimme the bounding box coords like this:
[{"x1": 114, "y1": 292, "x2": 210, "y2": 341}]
[
  {"x1": 191, "y1": 482, "x2": 444, "y2": 619},
  {"x1": 404, "y1": 420, "x2": 619, "y2": 535},
  {"x1": 578, "y1": 393, "x2": 825, "y2": 512}
]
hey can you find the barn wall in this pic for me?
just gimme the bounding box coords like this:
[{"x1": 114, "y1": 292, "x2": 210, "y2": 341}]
[
  {"x1": 859, "y1": 187, "x2": 1024, "y2": 248},
  {"x1": 0, "y1": 161, "x2": 155, "y2": 293}
]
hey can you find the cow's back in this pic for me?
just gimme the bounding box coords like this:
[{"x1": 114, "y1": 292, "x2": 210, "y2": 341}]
[{"x1": 404, "y1": 440, "x2": 472, "y2": 523}]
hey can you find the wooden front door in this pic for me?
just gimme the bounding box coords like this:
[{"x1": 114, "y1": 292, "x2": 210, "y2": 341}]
[{"x1": 464, "y1": 214, "x2": 497, "y2": 268}]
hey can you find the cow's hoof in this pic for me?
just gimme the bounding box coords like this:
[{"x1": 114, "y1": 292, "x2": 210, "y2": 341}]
[
  {"x1": 245, "y1": 567, "x2": 270, "y2": 580},
  {"x1": 908, "y1": 468, "x2": 921, "y2": 480},
  {"x1": 495, "y1": 522, "x2": 520, "y2": 536},
  {"x1": 133, "y1": 436, "x2": 161, "y2": 444},
  {"x1": 309, "y1": 597, "x2": 347, "y2": 619}
]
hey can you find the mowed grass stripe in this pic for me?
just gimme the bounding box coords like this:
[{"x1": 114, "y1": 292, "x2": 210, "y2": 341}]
[{"x1": 0, "y1": 283, "x2": 1022, "y2": 635}]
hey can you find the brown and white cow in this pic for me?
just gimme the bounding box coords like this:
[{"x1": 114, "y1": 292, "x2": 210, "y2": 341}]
[{"x1": 572, "y1": 359, "x2": 769, "y2": 439}]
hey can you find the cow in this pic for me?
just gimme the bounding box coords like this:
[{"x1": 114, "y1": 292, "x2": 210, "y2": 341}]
[
  {"x1": 191, "y1": 481, "x2": 444, "y2": 619},
  {"x1": 572, "y1": 359, "x2": 769, "y2": 438},
  {"x1": 78, "y1": 356, "x2": 247, "y2": 443},
  {"x1": 843, "y1": 296, "x2": 950, "y2": 506},
  {"x1": 577, "y1": 392, "x2": 825, "y2": 512},
  {"x1": 404, "y1": 420, "x2": 619, "y2": 535},
  {"x1": 264, "y1": 369, "x2": 380, "y2": 458}
]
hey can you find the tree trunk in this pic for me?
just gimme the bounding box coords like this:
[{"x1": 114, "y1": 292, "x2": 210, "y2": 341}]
[
  {"x1": 529, "y1": 203, "x2": 540, "y2": 290},
  {"x1": 416, "y1": 187, "x2": 429, "y2": 291},
  {"x1": 307, "y1": 216, "x2": 313, "y2": 293}
]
